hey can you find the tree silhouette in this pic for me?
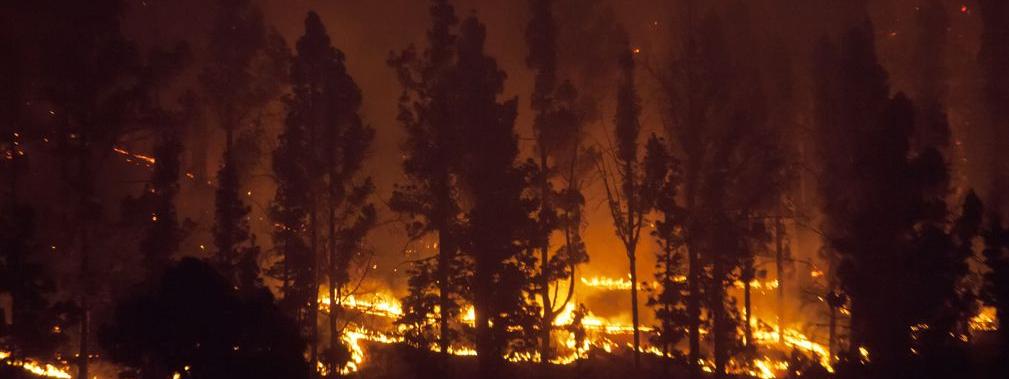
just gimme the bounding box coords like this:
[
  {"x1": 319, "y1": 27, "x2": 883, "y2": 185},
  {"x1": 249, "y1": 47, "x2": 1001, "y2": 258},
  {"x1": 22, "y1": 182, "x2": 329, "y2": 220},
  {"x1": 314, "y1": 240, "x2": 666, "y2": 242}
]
[
  {"x1": 979, "y1": 0, "x2": 1009, "y2": 215},
  {"x1": 644, "y1": 135, "x2": 690, "y2": 360},
  {"x1": 524, "y1": 0, "x2": 589, "y2": 366},
  {"x1": 203, "y1": 0, "x2": 287, "y2": 297},
  {"x1": 982, "y1": 212, "x2": 1009, "y2": 372},
  {"x1": 321, "y1": 47, "x2": 376, "y2": 375},
  {"x1": 101, "y1": 258, "x2": 308, "y2": 379},
  {"x1": 122, "y1": 46, "x2": 192, "y2": 275},
  {"x1": 389, "y1": 0, "x2": 467, "y2": 363},
  {"x1": 453, "y1": 15, "x2": 528, "y2": 379},
  {"x1": 213, "y1": 150, "x2": 261, "y2": 292},
  {"x1": 0, "y1": 4, "x2": 63, "y2": 360},
  {"x1": 597, "y1": 35, "x2": 665, "y2": 369},
  {"x1": 35, "y1": 1, "x2": 149, "y2": 376},
  {"x1": 656, "y1": 6, "x2": 733, "y2": 375}
]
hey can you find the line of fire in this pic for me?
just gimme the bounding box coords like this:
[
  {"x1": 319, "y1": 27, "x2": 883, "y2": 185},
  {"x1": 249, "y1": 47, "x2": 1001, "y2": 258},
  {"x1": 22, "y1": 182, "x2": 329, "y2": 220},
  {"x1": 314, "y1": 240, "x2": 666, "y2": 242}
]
[{"x1": 1, "y1": 1, "x2": 1007, "y2": 379}]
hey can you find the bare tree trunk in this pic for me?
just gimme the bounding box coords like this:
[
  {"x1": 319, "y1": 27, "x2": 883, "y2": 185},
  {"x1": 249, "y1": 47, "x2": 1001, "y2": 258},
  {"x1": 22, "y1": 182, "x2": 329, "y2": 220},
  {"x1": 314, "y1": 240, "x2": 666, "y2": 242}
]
[
  {"x1": 744, "y1": 277, "x2": 752, "y2": 347},
  {"x1": 77, "y1": 140, "x2": 91, "y2": 379},
  {"x1": 328, "y1": 199, "x2": 338, "y2": 375},
  {"x1": 538, "y1": 151, "x2": 553, "y2": 366},
  {"x1": 435, "y1": 172, "x2": 455, "y2": 362},
  {"x1": 78, "y1": 227, "x2": 89, "y2": 379},
  {"x1": 712, "y1": 258, "x2": 727, "y2": 378},
  {"x1": 474, "y1": 260, "x2": 498, "y2": 379},
  {"x1": 686, "y1": 184, "x2": 701, "y2": 379},
  {"x1": 327, "y1": 127, "x2": 340, "y2": 375},
  {"x1": 629, "y1": 247, "x2": 641, "y2": 369},
  {"x1": 776, "y1": 213, "x2": 785, "y2": 343},
  {"x1": 310, "y1": 202, "x2": 319, "y2": 377},
  {"x1": 829, "y1": 300, "x2": 837, "y2": 360},
  {"x1": 827, "y1": 253, "x2": 837, "y2": 363}
]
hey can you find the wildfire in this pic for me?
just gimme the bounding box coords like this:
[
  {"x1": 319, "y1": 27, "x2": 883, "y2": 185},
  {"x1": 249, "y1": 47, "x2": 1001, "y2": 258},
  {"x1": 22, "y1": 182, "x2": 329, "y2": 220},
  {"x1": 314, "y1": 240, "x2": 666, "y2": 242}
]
[
  {"x1": 752, "y1": 321, "x2": 832, "y2": 372},
  {"x1": 0, "y1": 351, "x2": 73, "y2": 379},
  {"x1": 580, "y1": 275, "x2": 778, "y2": 292},
  {"x1": 319, "y1": 291, "x2": 404, "y2": 318},
  {"x1": 339, "y1": 327, "x2": 402, "y2": 375},
  {"x1": 314, "y1": 274, "x2": 1003, "y2": 377},
  {"x1": 970, "y1": 306, "x2": 998, "y2": 332}
]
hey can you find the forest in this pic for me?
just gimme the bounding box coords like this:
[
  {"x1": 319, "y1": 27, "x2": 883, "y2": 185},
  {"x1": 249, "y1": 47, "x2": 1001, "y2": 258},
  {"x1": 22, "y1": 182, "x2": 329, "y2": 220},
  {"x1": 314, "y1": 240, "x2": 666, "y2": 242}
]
[{"x1": 1, "y1": 0, "x2": 1008, "y2": 378}]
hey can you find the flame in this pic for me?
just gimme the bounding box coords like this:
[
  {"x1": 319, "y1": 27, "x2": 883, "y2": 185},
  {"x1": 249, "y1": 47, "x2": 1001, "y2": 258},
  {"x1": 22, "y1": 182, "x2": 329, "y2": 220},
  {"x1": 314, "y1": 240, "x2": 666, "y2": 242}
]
[
  {"x1": 732, "y1": 279, "x2": 780, "y2": 291},
  {"x1": 319, "y1": 291, "x2": 404, "y2": 318},
  {"x1": 752, "y1": 321, "x2": 833, "y2": 372},
  {"x1": 307, "y1": 275, "x2": 1000, "y2": 377},
  {"x1": 580, "y1": 275, "x2": 636, "y2": 290},
  {"x1": 0, "y1": 351, "x2": 73, "y2": 379},
  {"x1": 338, "y1": 327, "x2": 402, "y2": 375},
  {"x1": 970, "y1": 306, "x2": 998, "y2": 332}
]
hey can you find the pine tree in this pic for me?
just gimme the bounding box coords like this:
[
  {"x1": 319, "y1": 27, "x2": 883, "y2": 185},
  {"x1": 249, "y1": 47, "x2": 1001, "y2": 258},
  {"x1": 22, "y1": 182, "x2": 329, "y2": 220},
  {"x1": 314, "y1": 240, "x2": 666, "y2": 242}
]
[
  {"x1": 201, "y1": 0, "x2": 266, "y2": 149},
  {"x1": 0, "y1": 10, "x2": 60, "y2": 359},
  {"x1": 35, "y1": 1, "x2": 148, "y2": 377},
  {"x1": 202, "y1": 0, "x2": 284, "y2": 295},
  {"x1": 644, "y1": 135, "x2": 689, "y2": 359},
  {"x1": 321, "y1": 46, "x2": 375, "y2": 375},
  {"x1": 389, "y1": 0, "x2": 467, "y2": 360},
  {"x1": 811, "y1": 18, "x2": 888, "y2": 365},
  {"x1": 0, "y1": 203, "x2": 63, "y2": 359},
  {"x1": 453, "y1": 15, "x2": 527, "y2": 378},
  {"x1": 271, "y1": 86, "x2": 313, "y2": 330},
  {"x1": 657, "y1": 5, "x2": 732, "y2": 375},
  {"x1": 597, "y1": 35, "x2": 665, "y2": 369},
  {"x1": 524, "y1": 0, "x2": 589, "y2": 365},
  {"x1": 911, "y1": 0, "x2": 952, "y2": 152},
  {"x1": 979, "y1": 0, "x2": 1009, "y2": 214},
  {"x1": 214, "y1": 150, "x2": 259, "y2": 290},
  {"x1": 272, "y1": 11, "x2": 338, "y2": 370},
  {"x1": 126, "y1": 46, "x2": 191, "y2": 274},
  {"x1": 982, "y1": 213, "x2": 1009, "y2": 366},
  {"x1": 134, "y1": 127, "x2": 185, "y2": 272}
]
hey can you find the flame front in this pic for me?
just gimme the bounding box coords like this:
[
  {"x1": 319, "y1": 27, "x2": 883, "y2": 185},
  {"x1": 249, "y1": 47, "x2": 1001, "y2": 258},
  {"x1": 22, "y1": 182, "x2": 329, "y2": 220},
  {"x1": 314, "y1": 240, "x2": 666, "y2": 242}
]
[
  {"x1": 0, "y1": 350, "x2": 73, "y2": 379},
  {"x1": 316, "y1": 276, "x2": 839, "y2": 378}
]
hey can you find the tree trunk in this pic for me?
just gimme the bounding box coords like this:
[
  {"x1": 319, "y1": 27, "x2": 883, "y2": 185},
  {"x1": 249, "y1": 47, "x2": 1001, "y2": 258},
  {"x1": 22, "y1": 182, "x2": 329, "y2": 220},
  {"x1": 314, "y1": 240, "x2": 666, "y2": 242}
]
[
  {"x1": 78, "y1": 230, "x2": 89, "y2": 379},
  {"x1": 744, "y1": 277, "x2": 752, "y2": 348},
  {"x1": 474, "y1": 260, "x2": 498, "y2": 379},
  {"x1": 775, "y1": 213, "x2": 785, "y2": 343},
  {"x1": 629, "y1": 247, "x2": 641, "y2": 369},
  {"x1": 686, "y1": 194, "x2": 701, "y2": 379},
  {"x1": 435, "y1": 173, "x2": 454, "y2": 360},
  {"x1": 310, "y1": 202, "x2": 319, "y2": 377},
  {"x1": 539, "y1": 151, "x2": 553, "y2": 366},
  {"x1": 540, "y1": 246, "x2": 552, "y2": 365},
  {"x1": 687, "y1": 243, "x2": 701, "y2": 378},
  {"x1": 77, "y1": 143, "x2": 91, "y2": 379},
  {"x1": 712, "y1": 258, "x2": 727, "y2": 378},
  {"x1": 828, "y1": 299, "x2": 837, "y2": 361},
  {"x1": 328, "y1": 201, "x2": 338, "y2": 375}
]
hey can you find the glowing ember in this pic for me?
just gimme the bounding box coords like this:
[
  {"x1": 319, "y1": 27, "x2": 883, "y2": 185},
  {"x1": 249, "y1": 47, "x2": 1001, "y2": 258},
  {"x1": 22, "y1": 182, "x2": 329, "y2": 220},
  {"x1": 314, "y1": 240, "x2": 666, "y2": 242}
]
[{"x1": 113, "y1": 146, "x2": 156, "y2": 166}]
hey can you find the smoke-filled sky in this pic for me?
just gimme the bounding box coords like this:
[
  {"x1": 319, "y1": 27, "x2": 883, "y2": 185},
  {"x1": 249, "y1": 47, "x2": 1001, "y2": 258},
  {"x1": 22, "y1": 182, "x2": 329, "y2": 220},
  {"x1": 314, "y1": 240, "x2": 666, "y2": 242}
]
[{"x1": 117, "y1": 0, "x2": 989, "y2": 304}]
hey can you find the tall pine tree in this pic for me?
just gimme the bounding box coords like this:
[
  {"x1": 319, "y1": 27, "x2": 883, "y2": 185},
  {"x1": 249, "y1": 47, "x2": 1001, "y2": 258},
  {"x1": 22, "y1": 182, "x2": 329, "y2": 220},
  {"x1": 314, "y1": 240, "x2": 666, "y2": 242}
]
[{"x1": 390, "y1": 0, "x2": 467, "y2": 361}]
